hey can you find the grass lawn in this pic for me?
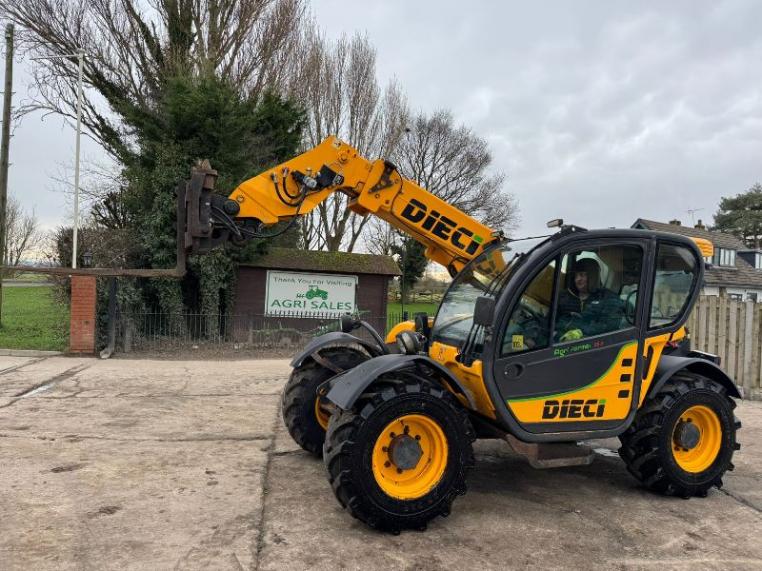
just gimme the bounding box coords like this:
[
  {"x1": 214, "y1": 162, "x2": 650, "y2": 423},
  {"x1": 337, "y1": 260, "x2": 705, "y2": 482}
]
[
  {"x1": 386, "y1": 301, "x2": 439, "y2": 321},
  {"x1": 0, "y1": 286, "x2": 69, "y2": 351}
]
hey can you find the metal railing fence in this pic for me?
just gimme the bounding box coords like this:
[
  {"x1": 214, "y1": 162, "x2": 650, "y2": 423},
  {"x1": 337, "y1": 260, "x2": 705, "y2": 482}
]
[{"x1": 115, "y1": 310, "x2": 413, "y2": 354}]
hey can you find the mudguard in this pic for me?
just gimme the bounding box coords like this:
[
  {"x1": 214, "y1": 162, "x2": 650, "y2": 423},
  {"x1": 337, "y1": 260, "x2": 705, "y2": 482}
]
[
  {"x1": 290, "y1": 331, "x2": 385, "y2": 368},
  {"x1": 647, "y1": 354, "x2": 742, "y2": 400},
  {"x1": 324, "y1": 353, "x2": 476, "y2": 411}
]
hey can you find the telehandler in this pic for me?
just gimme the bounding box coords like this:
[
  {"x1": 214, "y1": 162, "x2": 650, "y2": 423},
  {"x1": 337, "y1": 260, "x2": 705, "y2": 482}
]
[{"x1": 182, "y1": 136, "x2": 741, "y2": 532}]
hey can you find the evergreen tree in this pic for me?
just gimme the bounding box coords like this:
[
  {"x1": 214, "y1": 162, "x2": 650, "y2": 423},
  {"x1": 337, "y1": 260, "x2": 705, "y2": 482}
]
[
  {"x1": 714, "y1": 183, "x2": 762, "y2": 248},
  {"x1": 391, "y1": 239, "x2": 428, "y2": 303},
  {"x1": 95, "y1": 76, "x2": 304, "y2": 319}
]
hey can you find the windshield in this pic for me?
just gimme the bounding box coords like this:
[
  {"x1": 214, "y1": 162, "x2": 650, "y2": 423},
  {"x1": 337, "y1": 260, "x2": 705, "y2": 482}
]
[{"x1": 431, "y1": 237, "x2": 548, "y2": 349}]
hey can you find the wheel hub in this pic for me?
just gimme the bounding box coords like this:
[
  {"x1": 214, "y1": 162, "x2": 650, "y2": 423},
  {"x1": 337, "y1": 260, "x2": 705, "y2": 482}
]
[
  {"x1": 388, "y1": 434, "x2": 423, "y2": 470},
  {"x1": 371, "y1": 414, "x2": 449, "y2": 500},
  {"x1": 673, "y1": 420, "x2": 701, "y2": 450},
  {"x1": 671, "y1": 405, "x2": 723, "y2": 473}
]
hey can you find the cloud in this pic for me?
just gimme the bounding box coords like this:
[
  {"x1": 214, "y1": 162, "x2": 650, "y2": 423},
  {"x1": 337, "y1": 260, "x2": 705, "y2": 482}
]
[
  {"x1": 11, "y1": 0, "x2": 762, "y2": 239},
  {"x1": 314, "y1": 0, "x2": 762, "y2": 234}
]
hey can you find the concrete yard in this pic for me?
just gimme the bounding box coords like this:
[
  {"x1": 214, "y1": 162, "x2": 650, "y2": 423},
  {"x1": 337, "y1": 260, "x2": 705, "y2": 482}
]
[{"x1": 1, "y1": 355, "x2": 761, "y2": 570}]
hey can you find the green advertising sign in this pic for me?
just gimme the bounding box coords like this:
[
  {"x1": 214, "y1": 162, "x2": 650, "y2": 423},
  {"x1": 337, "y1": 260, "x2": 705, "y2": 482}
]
[{"x1": 265, "y1": 271, "x2": 358, "y2": 316}]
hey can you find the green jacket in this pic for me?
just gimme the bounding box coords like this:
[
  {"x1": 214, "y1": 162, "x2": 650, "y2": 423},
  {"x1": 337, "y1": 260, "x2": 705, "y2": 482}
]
[{"x1": 556, "y1": 287, "x2": 624, "y2": 338}]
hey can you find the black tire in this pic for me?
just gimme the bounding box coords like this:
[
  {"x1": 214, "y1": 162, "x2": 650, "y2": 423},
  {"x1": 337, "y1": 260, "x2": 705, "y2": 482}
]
[
  {"x1": 619, "y1": 372, "x2": 741, "y2": 497},
  {"x1": 281, "y1": 348, "x2": 368, "y2": 457},
  {"x1": 323, "y1": 375, "x2": 475, "y2": 533}
]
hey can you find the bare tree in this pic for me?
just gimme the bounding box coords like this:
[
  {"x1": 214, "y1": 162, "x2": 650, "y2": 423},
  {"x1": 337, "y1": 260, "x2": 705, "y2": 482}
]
[
  {"x1": 364, "y1": 217, "x2": 397, "y2": 256},
  {"x1": 288, "y1": 31, "x2": 409, "y2": 251},
  {"x1": 51, "y1": 159, "x2": 130, "y2": 229},
  {"x1": 365, "y1": 109, "x2": 519, "y2": 257},
  {"x1": 393, "y1": 109, "x2": 517, "y2": 231},
  {"x1": 0, "y1": 0, "x2": 305, "y2": 163},
  {"x1": 3, "y1": 196, "x2": 42, "y2": 275}
]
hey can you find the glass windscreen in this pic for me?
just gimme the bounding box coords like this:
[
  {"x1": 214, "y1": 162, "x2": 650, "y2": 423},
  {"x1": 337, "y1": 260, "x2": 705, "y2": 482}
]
[{"x1": 431, "y1": 237, "x2": 548, "y2": 349}]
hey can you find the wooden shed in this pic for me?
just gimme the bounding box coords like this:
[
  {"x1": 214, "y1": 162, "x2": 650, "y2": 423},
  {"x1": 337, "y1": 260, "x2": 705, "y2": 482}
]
[{"x1": 234, "y1": 248, "x2": 401, "y2": 334}]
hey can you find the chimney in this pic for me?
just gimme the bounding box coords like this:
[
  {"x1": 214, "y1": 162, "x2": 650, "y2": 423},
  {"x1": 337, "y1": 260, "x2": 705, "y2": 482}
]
[
  {"x1": 669, "y1": 219, "x2": 682, "y2": 226},
  {"x1": 694, "y1": 219, "x2": 706, "y2": 230}
]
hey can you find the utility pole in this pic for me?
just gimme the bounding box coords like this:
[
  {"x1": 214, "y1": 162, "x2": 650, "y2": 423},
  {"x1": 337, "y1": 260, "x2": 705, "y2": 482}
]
[
  {"x1": 71, "y1": 50, "x2": 83, "y2": 269},
  {"x1": 30, "y1": 50, "x2": 85, "y2": 268},
  {"x1": 0, "y1": 24, "x2": 14, "y2": 325}
]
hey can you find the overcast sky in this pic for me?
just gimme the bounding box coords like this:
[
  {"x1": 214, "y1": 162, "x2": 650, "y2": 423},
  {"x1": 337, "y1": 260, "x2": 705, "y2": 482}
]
[
  {"x1": 7, "y1": 0, "x2": 762, "y2": 238},
  {"x1": 313, "y1": 0, "x2": 762, "y2": 236}
]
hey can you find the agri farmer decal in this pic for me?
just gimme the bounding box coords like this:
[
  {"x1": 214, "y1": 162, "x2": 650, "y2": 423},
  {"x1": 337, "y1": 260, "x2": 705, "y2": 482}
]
[{"x1": 265, "y1": 271, "x2": 357, "y2": 316}]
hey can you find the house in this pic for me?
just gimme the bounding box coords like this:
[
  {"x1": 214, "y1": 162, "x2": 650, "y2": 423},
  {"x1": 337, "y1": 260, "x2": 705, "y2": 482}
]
[{"x1": 632, "y1": 219, "x2": 762, "y2": 302}]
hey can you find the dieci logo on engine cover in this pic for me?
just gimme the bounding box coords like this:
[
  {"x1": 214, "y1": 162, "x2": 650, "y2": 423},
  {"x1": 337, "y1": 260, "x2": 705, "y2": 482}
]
[
  {"x1": 400, "y1": 198, "x2": 483, "y2": 254},
  {"x1": 542, "y1": 399, "x2": 606, "y2": 419}
]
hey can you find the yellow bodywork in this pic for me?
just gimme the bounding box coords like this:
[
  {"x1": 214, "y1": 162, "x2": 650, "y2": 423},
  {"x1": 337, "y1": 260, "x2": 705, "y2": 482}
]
[
  {"x1": 424, "y1": 330, "x2": 684, "y2": 426},
  {"x1": 507, "y1": 342, "x2": 639, "y2": 423},
  {"x1": 691, "y1": 237, "x2": 714, "y2": 258},
  {"x1": 229, "y1": 136, "x2": 496, "y2": 273},
  {"x1": 429, "y1": 342, "x2": 497, "y2": 419}
]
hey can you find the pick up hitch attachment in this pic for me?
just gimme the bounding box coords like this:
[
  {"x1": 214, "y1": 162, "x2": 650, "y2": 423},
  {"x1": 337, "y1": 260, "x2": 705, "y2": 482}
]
[{"x1": 179, "y1": 160, "x2": 243, "y2": 254}]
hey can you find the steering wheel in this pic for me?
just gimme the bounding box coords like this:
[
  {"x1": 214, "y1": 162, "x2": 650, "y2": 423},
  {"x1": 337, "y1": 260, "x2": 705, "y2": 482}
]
[
  {"x1": 505, "y1": 297, "x2": 547, "y2": 351},
  {"x1": 515, "y1": 298, "x2": 544, "y2": 327}
]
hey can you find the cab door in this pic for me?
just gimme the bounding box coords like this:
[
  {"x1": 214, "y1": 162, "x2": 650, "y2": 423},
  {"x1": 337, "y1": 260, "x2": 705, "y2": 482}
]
[{"x1": 491, "y1": 240, "x2": 649, "y2": 433}]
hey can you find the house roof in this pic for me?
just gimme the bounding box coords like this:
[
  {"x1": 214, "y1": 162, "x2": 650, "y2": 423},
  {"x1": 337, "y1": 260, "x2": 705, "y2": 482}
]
[
  {"x1": 240, "y1": 247, "x2": 401, "y2": 276},
  {"x1": 632, "y1": 219, "x2": 746, "y2": 250},
  {"x1": 702, "y1": 263, "x2": 762, "y2": 288},
  {"x1": 632, "y1": 219, "x2": 762, "y2": 289}
]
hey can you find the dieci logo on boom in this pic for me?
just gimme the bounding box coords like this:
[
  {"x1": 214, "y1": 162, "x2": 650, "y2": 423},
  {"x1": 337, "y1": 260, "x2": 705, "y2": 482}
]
[
  {"x1": 400, "y1": 198, "x2": 484, "y2": 254},
  {"x1": 542, "y1": 399, "x2": 606, "y2": 419}
]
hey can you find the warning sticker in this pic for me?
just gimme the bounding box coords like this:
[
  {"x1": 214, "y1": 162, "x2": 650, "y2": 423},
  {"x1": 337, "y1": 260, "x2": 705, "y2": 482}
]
[{"x1": 512, "y1": 335, "x2": 524, "y2": 350}]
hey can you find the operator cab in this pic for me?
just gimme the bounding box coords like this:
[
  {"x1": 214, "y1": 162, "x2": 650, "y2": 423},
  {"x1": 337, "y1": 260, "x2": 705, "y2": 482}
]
[{"x1": 431, "y1": 227, "x2": 704, "y2": 441}]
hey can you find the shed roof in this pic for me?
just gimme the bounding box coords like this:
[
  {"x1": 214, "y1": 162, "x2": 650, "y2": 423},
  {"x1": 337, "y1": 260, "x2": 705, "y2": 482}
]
[{"x1": 240, "y1": 247, "x2": 401, "y2": 276}]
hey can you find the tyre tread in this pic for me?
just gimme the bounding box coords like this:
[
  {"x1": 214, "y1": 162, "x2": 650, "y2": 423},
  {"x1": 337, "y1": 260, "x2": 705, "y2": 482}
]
[
  {"x1": 324, "y1": 375, "x2": 475, "y2": 533},
  {"x1": 619, "y1": 371, "x2": 740, "y2": 497}
]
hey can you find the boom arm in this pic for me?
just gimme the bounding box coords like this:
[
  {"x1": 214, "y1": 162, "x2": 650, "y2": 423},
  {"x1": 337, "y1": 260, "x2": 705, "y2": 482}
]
[{"x1": 185, "y1": 136, "x2": 501, "y2": 274}]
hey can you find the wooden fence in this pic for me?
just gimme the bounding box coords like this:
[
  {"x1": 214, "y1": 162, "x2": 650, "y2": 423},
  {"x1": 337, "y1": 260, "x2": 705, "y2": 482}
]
[{"x1": 685, "y1": 296, "x2": 761, "y2": 399}]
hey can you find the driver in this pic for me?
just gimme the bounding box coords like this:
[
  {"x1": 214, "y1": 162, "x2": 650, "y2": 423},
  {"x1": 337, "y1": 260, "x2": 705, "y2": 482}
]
[{"x1": 556, "y1": 258, "x2": 623, "y2": 342}]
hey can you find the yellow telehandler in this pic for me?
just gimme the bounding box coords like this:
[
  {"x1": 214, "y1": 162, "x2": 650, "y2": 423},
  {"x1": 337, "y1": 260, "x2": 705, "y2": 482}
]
[{"x1": 182, "y1": 136, "x2": 741, "y2": 532}]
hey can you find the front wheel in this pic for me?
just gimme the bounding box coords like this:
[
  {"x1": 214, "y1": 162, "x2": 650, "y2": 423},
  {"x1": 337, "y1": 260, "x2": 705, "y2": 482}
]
[
  {"x1": 324, "y1": 376, "x2": 475, "y2": 533},
  {"x1": 281, "y1": 348, "x2": 368, "y2": 456},
  {"x1": 619, "y1": 373, "x2": 740, "y2": 497}
]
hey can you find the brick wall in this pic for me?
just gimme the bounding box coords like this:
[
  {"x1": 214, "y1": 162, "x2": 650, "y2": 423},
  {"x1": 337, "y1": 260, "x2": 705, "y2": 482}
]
[{"x1": 70, "y1": 275, "x2": 97, "y2": 354}]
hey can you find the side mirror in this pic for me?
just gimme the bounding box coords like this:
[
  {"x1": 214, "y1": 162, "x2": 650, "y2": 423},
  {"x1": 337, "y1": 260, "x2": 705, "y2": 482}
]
[
  {"x1": 473, "y1": 296, "x2": 496, "y2": 327},
  {"x1": 414, "y1": 312, "x2": 430, "y2": 337},
  {"x1": 340, "y1": 314, "x2": 357, "y2": 333}
]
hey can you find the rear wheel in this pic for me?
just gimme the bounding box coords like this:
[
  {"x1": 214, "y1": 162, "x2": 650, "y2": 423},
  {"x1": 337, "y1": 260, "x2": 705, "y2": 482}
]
[
  {"x1": 619, "y1": 373, "x2": 740, "y2": 497},
  {"x1": 281, "y1": 348, "x2": 368, "y2": 456},
  {"x1": 324, "y1": 376, "x2": 475, "y2": 533}
]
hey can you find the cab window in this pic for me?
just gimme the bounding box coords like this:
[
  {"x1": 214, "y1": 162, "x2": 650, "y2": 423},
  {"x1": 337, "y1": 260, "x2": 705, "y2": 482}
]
[
  {"x1": 650, "y1": 243, "x2": 697, "y2": 328},
  {"x1": 501, "y1": 260, "x2": 556, "y2": 355},
  {"x1": 554, "y1": 245, "x2": 643, "y2": 343}
]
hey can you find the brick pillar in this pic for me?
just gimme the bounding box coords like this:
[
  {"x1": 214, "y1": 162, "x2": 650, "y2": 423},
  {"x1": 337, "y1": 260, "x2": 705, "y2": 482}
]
[{"x1": 70, "y1": 275, "x2": 97, "y2": 354}]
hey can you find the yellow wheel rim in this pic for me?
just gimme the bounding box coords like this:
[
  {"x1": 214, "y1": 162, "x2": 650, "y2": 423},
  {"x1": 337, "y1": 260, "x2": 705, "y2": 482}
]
[
  {"x1": 672, "y1": 405, "x2": 722, "y2": 473},
  {"x1": 371, "y1": 414, "x2": 448, "y2": 500},
  {"x1": 314, "y1": 397, "x2": 331, "y2": 431}
]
